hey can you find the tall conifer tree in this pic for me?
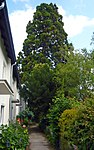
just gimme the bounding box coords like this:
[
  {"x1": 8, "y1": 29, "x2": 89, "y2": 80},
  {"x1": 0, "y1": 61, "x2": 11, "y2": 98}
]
[{"x1": 17, "y1": 3, "x2": 73, "y2": 120}]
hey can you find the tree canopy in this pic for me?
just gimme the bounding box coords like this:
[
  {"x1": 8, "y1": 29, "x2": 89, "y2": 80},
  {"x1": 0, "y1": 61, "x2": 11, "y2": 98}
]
[
  {"x1": 17, "y1": 4, "x2": 94, "y2": 148},
  {"x1": 18, "y1": 3, "x2": 73, "y2": 69},
  {"x1": 17, "y1": 3, "x2": 73, "y2": 120},
  {"x1": 54, "y1": 49, "x2": 94, "y2": 99}
]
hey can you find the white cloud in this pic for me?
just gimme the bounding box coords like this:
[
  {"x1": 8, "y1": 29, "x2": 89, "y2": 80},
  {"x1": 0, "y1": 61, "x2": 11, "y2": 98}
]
[
  {"x1": 13, "y1": 0, "x2": 29, "y2": 2},
  {"x1": 9, "y1": 5, "x2": 94, "y2": 56},
  {"x1": 58, "y1": 6, "x2": 94, "y2": 38},
  {"x1": 63, "y1": 15, "x2": 94, "y2": 37},
  {"x1": 9, "y1": 6, "x2": 35, "y2": 56}
]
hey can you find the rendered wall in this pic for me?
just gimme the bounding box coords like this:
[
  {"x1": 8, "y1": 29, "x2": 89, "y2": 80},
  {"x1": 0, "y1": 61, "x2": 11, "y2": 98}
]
[{"x1": 0, "y1": 32, "x2": 12, "y2": 125}]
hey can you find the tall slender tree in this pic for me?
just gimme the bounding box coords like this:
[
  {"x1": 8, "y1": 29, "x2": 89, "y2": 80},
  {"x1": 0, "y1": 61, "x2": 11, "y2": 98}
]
[
  {"x1": 17, "y1": 3, "x2": 73, "y2": 120},
  {"x1": 18, "y1": 3, "x2": 73, "y2": 70}
]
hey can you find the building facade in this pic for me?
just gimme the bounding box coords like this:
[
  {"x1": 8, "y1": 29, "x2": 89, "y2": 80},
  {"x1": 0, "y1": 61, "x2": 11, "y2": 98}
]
[{"x1": 0, "y1": 0, "x2": 20, "y2": 125}]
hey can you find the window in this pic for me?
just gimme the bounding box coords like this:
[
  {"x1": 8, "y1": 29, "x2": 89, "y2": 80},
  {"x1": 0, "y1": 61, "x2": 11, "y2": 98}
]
[{"x1": 0, "y1": 105, "x2": 4, "y2": 125}]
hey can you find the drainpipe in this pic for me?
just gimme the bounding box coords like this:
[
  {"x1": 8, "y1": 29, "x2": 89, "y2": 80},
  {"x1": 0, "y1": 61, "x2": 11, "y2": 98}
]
[
  {"x1": 9, "y1": 62, "x2": 17, "y2": 121},
  {"x1": 0, "y1": 1, "x2": 5, "y2": 10},
  {"x1": 12, "y1": 62, "x2": 17, "y2": 69},
  {"x1": 11, "y1": 62, "x2": 17, "y2": 86},
  {"x1": 12, "y1": 62, "x2": 17, "y2": 121}
]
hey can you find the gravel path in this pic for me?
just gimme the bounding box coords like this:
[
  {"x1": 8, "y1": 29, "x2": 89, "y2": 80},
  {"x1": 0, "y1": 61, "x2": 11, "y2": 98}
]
[{"x1": 28, "y1": 124, "x2": 55, "y2": 150}]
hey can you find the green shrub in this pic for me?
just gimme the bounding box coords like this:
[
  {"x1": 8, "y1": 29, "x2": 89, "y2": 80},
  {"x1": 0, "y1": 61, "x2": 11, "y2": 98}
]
[
  {"x1": 59, "y1": 97, "x2": 94, "y2": 150},
  {"x1": 18, "y1": 108, "x2": 34, "y2": 120},
  {"x1": 39, "y1": 115, "x2": 48, "y2": 131},
  {"x1": 46, "y1": 94, "x2": 79, "y2": 147},
  {"x1": 0, "y1": 122, "x2": 29, "y2": 150},
  {"x1": 59, "y1": 108, "x2": 78, "y2": 149},
  {"x1": 23, "y1": 117, "x2": 29, "y2": 126},
  {"x1": 16, "y1": 108, "x2": 34, "y2": 126}
]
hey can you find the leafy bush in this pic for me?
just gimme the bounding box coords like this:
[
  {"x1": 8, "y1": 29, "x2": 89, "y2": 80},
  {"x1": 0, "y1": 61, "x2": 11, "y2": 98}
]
[
  {"x1": 46, "y1": 94, "x2": 79, "y2": 147},
  {"x1": 59, "y1": 108, "x2": 78, "y2": 149},
  {"x1": 18, "y1": 108, "x2": 34, "y2": 120},
  {"x1": 59, "y1": 97, "x2": 94, "y2": 150},
  {"x1": 0, "y1": 122, "x2": 29, "y2": 150},
  {"x1": 16, "y1": 108, "x2": 34, "y2": 126},
  {"x1": 39, "y1": 115, "x2": 48, "y2": 131}
]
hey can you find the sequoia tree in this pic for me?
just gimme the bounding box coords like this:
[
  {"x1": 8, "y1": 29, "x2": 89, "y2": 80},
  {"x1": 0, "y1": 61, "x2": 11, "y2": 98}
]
[
  {"x1": 17, "y1": 3, "x2": 73, "y2": 120},
  {"x1": 19, "y1": 3, "x2": 72, "y2": 69}
]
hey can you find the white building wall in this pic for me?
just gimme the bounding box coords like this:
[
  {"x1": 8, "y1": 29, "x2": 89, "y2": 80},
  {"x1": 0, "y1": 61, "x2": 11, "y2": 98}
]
[
  {"x1": 11, "y1": 79, "x2": 18, "y2": 120},
  {"x1": 0, "y1": 96, "x2": 10, "y2": 125},
  {"x1": 16, "y1": 89, "x2": 20, "y2": 116},
  {"x1": 0, "y1": 32, "x2": 12, "y2": 125},
  {"x1": 0, "y1": 33, "x2": 11, "y2": 82},
  {"x1": 9, "y1": 72, "x2": 20, "y2": 121},
  {"x1": 0, "y1": 29, "x2": 20, "y2": 125}
]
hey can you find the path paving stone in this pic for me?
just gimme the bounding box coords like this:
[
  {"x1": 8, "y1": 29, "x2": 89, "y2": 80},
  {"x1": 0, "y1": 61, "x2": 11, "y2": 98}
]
[{"x1": 29, "y1": 124, "x2": 55, "y2": 150}]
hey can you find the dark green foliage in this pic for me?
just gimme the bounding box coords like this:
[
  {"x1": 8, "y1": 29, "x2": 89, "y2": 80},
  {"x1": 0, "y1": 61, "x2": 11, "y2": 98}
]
[
  {"x1": 0, "y1": 122, "x2": 29, "y2": 150},
  {"x1": 59, "y1": 97, "x2": 94, "y2": 150},
  {"x1": 17, "y1": 3, "x2": 72, "y2": 123},
  {"x1": 22, "y1": 3, "x2": 71, "y2": 66},
  {"x1": 46, "y1": 93, "x2": 79, "y2": 146},
  {"x1": 16, "y1": 3, "x2": 94, "y2": 149},
  {"x1": 17, "y1": 108, "x2": 34, "y2": 126},
  {"x1": 54, "y1": 49, "x2": 94, "y2": 99},
  {"x1": 18, "y1": 108, "x2": 34, "y2": 119},
  {"x1": 21, "y1": 63, "x2": 55, "y2": 121}
]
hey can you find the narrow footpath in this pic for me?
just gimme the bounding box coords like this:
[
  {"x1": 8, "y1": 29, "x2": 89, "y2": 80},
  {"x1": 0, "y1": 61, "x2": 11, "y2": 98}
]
[{"x1": 28, "y1": 124, "x2": 55, "y2": 150}]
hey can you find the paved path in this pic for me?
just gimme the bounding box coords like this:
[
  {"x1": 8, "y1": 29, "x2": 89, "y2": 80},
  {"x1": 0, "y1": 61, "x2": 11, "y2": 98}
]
[{"x1": 28, "y1": 124, "x2": 55, "y2": 150}]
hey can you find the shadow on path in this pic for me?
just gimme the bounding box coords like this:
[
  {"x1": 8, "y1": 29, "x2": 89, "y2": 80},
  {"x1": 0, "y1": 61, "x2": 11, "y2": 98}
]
[{"x1": 28, "y1": 124, "x2": 55, "y2": 150}]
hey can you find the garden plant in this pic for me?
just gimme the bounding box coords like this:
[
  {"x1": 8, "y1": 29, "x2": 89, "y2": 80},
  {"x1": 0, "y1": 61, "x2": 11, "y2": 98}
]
[{"x1": 0, "y1": 122, "x2": 29, "y2": 150}]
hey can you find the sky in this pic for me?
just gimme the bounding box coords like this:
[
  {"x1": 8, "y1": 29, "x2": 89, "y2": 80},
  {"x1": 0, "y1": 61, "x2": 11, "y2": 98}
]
[{"x1": 6, "y1": 0, "x2": 94, "y2": 57}]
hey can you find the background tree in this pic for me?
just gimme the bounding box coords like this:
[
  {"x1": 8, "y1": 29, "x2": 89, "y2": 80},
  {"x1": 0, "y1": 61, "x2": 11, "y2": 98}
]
[
  {"x1": 18, "y1": 3, "x2": 73, "y2": 69},
  {"x1": 90, "y1": 32, "x2": 94, "y2": 45},
  {"x1": 17, "y1": 3, "x2": 73, "y2": 121},
  {"x1": 54, "y1": 49, "x2": 94, "y2": 100},
  {"x1": 20, "y1": 63, "x2": 55, "y2": 121}
]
